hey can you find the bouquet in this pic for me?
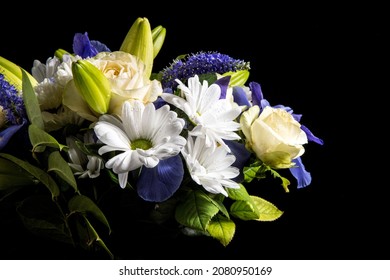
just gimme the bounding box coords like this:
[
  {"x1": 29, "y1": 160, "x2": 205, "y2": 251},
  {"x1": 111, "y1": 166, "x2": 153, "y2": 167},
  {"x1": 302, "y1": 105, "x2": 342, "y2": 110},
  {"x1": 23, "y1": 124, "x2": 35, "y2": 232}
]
[{"x1": 0, "y1": 17, "x2": 323, "y2": 259}]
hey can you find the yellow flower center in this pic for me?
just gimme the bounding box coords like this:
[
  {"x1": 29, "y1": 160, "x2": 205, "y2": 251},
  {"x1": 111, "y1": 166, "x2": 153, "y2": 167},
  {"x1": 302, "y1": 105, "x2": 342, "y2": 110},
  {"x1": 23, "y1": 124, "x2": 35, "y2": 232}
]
[{"x1": 131, "y1": 139, "x2": 152, "y2": 150}]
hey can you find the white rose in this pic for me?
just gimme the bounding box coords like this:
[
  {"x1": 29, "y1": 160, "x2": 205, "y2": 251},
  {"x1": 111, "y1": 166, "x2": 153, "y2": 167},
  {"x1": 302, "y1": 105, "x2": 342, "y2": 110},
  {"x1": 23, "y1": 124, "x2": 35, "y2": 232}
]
[
  {"x1": 89, "y1": 51, "x2": 162, "y2": 115},
  {"x1": 240, "y1": 105, "x2": 308, "y2": 168},
  {"x1": 63, "y1": 51, "x2": 163, "y2": 120}
]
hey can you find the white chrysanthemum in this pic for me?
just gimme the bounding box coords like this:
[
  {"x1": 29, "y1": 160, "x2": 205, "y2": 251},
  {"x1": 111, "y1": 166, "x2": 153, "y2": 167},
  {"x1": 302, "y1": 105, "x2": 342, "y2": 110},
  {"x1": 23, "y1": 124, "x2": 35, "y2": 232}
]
[
  {"x1": 55, "y1": 54, "x2": 80, "y2": 87},
  {"x1": 161, "y1": 75, "x2": 242, "y2": 152},
  {"x1": 94, "y1": 100, "x2": 186, "y2": 188},
  {"x1": 32, "y1": 57, "x2": 63, "y2": 110},
  {"x1": 182, "y1": 135, "x2": 240, "y2": 197}
]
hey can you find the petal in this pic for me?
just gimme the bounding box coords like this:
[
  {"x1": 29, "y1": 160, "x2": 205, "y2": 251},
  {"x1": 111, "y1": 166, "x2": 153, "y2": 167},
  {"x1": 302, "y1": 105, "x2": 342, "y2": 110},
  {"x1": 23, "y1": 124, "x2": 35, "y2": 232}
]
[
  {"x1": 91, "y1": 40, "x2": 111, "y2": 53},
  {"x1": 226, "y1": 140, "x2": 251, "y2": 182},
  {"x1": 137, "y1": 155, "x2": 184, "y2": 202},
  {"x1": 106, "y1": 150, "x2": 141, "y2": 173},
  {"x1": 73, "y1": 32, "x2": 98, "y2": 58},
  {"x1": 232, "y1": 86, "x2": 251, "y2": 107},
  {"x1": 213, "y1": 75, "x2": 230, "y2": 99},
  {"x1": 301, "y1": 124, "x2": 324, "y2": 145},
  {"x1": 63, "y1": 80, "x2": 98, "y2": 122},
  {"x1": 94, "y1": 121, "x2": 130, "y2": 150},
  {"x1": 0, "y1": 122, "x2": 25, "y2": 150},
  {"x1": 118, "y1": 172, "x2": 129, "y2": 189},
  {"x1": 290, "y1": 157, "x2": 312, "y2": 188},
  {"x1": 249, "y1": 81, "x2": 263, "y2": 107}
]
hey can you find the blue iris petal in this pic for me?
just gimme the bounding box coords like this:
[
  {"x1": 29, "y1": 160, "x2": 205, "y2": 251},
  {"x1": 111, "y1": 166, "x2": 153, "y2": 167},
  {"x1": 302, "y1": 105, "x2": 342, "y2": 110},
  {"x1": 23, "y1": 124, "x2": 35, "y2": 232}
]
[
  {"x1": 301, "y1": 124, "x2": 324, "y2": 145},
  {"x1": 226, "y1": 140, "x2": 251, "y2": 182},
  {"x1": 213, "y1": 76, "x2": 230, "y2": 99},
  {"x1": 249, "y1": 82, "x2": 263, "y2": 107},
  {"x1": 260, "y1": 99, "x2": 270, "y2": 112},
  {"x1": 73, "y1": 32, "x2": 98, "y2": 58},
  {"x1": 0, "y1": 121, "x2": 25, "y2": 150},
  {"x1": 153, "y1": 96, "x2": 168, "y2": 109},
  {"x1": 290, "y1": 157, "x2": 312, "y2": 188},
  {"x1": 232, "y1": 86, "x2": 251, "y2": 107},
  {"x1": 137, "y1": 155, "x2": 184, "y2": 202},
  {"x1": 91, "y1": 40, "x2": 111, "y2": 53}
]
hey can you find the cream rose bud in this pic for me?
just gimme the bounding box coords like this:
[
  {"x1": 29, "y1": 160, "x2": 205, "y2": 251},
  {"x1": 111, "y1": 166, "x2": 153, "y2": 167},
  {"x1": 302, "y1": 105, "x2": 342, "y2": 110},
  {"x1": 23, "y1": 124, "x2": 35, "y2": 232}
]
[
  {"x1": 88, "y1": 51, "x2": 163, "y2": 115},
  {"x1": 241, "y1": 105, "x2": 308, "y2": 169}
]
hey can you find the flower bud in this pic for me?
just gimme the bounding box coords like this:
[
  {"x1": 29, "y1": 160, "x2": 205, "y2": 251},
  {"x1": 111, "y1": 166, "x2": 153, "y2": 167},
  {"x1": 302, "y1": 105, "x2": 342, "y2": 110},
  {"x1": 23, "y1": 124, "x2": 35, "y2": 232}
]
[
  {"x1": 151, "y1": 25, "x2": 166, "y2": 58},
  {"x1": 119, "y1": 17, "x2": 154, "y2": 78},
  {"x1": 54, "y1": 48, "x2": 72, "y2": 60},
  {"x1": 0, "y1": 55, "x2": 37, "y2": 90},
  {"x1": 71, "y1": 59, "x2": 111, "y2": 115}
]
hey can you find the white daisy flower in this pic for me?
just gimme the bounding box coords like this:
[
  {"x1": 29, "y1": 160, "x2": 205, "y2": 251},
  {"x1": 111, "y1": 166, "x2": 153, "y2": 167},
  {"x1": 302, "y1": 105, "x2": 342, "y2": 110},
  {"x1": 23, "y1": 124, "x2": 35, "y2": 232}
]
[
  {"x1": 182, "y1": 135, "x2": 240, "y2": 197},
  {"x1": 94, "y1": 100, "x2": 186, "y2": 189},
  {"x1": 161, "y1": 75, "x2": 242, "y2": 152}
]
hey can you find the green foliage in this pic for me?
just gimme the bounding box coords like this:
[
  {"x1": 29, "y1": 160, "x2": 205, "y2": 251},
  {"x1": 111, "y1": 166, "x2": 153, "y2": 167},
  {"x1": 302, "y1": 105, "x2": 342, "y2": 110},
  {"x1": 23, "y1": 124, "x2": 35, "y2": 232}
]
[
  {"x1": 207, "y1": 214, "x2": 235, "y2": 247},
  {"x1": 0, "y1": 153, "x2": 60, "y2": 199},
  {"x1": 68, "y1": 195, "x2": 111, "y2": 233},
  {"x1": 0, "y1": 157, "x2": 35, "y2": 190},
  {"x1": 48, "y1": 151, "x2": 78, "y2": 192},
  {"x1": 21, "y1": 69, "x2": 44, "y2": 130},
  {"x1": 175, "y1": 189, "x2": 220, "y2": 232}
]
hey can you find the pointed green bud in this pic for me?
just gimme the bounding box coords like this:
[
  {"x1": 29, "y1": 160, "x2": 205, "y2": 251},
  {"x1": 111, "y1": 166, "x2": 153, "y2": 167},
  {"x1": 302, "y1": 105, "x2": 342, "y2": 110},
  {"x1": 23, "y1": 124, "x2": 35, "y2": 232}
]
[
  {"x1": 55, "y1": 48, "x2": 72, "y2": 60},
  {"x1": 71, "y1": 60, "x2": 111, "y2": 115},
  {"x1": 151, "y1": 25, "x2": 166, "y2": 58},
  {"x1": 120, "y1": 17, "x2": 154, "y2": 78},
  {"x1": 0, "y1": 55, "x2": 37, "y2": 90},
  {"x1": 221, "y1": 69, "x2": 250, "y2": 87}
]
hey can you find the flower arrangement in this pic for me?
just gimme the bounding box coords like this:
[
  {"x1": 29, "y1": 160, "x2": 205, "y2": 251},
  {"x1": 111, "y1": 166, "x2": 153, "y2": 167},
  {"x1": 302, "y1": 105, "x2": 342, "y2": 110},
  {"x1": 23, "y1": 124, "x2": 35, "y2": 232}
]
[{"x1": 0, "y1": 17, "x2": 323, "y2": 258}]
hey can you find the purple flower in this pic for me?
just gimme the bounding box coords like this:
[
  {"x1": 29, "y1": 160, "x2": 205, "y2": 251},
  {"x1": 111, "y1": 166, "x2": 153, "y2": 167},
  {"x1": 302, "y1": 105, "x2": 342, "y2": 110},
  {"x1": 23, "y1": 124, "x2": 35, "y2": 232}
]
[
  {"x1": 161, "y1": 51, "x2": 250, "y2": 90},
  {"x1": 0, "y1": 74, "x2": 27, "y2": 150},
  {"x1": 73, "y1": 32, "x2": 111, "y2": 58}
]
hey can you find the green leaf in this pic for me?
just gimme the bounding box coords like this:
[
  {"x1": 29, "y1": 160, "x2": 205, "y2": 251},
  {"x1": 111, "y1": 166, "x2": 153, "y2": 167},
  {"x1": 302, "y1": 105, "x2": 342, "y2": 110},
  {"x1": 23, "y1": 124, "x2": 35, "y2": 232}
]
[
  {"x1": 0, "y1": 157, "x2": 35, "y2": 189},
  {"x1": 227, "y1": 183, "x2": 251, "y2": 201},
  {"x1": 48, "y1": 151, "x2": 78, "y2": 192},
  {"x1": 251, "y1": 195, "x2": 284, "y2": 221},
  {"x1": 230, "y1": 199, "x2": 260, "y2": 220},
  {"x1": 28, "y1": 124, "x2": 68, "y2": 153},
  {"x1": 198, "y1": 73, "x2": 217, "y2": 85},
  {"x1": 0, "y1": 174, "x2": 35, "y2": 190},
  {"x1": 175, "y1": 189, "x2": 220, "y2": 231},
  {"x1": 268, "y1": 168, "x2": 291, "y2": 192},
  {"x1": 150, "y1": 196, "x2": 179, "y2": 224},
  {"x1": 16, "y1": 195, "x2": 72, "y2": 244},
  {"x1": 208, "y1": 194, "x2": 230, "y2": 219},
  {"x1": 21, "y1": 69, "x2": 44, "y2": 130},
  {"x1": 243, "y1": 161, "x2": 268, "y2": 183},
  {"x1": 0, "y1": 153, "x2": 60, "y2": 199},
  {"x1": 68, "y1": 195, "x2": 111, "y2": 233},
  {"x1": 207, "y1": 214, "x2": 236, "y2": 247},
  {"x1": 221, "y1": 69, "x2": 250, "y2": 87},
  {"x1": 73, "y1": 214, "x2": 113, "y2": 259}
]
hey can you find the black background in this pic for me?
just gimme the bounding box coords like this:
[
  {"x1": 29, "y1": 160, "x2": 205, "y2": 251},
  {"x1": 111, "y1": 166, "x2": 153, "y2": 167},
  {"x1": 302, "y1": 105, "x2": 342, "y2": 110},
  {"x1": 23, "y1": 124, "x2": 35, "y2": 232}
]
[{"x1": 0, "y1": 5, "x2": 387, "y2": 260}]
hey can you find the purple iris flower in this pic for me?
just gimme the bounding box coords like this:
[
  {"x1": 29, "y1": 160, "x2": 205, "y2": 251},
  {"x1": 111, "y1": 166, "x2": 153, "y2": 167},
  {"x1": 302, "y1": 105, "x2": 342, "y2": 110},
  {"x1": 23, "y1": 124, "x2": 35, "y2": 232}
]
[
  {"x1": 137, "y1": 155, "x2": 184, "y2": 202},
  {"x1": 73, "y1": 32, "x2": 111, "y2": 58}
]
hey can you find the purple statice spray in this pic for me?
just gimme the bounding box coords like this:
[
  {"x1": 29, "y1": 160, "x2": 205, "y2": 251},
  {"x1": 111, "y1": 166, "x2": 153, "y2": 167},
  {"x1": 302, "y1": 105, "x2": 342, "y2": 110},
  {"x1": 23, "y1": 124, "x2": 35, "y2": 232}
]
[
  {"x1": 0, "y1": 74, "x2": 26, "y2": 126},
  {"x1": 160, "y1": 51, "x2": 250, "y2": 90},
  {"x1": 0, "y1": 73, "x2": 27, "y2": 150}
]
